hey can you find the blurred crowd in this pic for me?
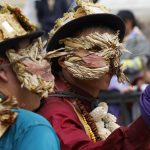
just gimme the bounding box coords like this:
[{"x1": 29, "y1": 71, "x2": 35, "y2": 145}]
[
  {"x1": 23, "y1": 0, "x2": 150, "y2": 124},
  {"x1": 24, "y1": 0, "x2": 74, "y2": 33},
  {"x1": 109, "y1": 10, "x2": 150, "y2": 124}
]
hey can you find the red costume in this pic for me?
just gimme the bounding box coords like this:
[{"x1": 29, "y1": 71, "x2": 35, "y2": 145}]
[{"x1": 38, "y1": 79, "x2": 150, "y2": 150}]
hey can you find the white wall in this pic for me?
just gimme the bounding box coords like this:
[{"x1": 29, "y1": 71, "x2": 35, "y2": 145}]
[
  {"x1": 0, "y1": 0, "x2": 25, "y2": 7},
  {"x1": 99, "y1": 0, "x2": 150, "y2": 22}
]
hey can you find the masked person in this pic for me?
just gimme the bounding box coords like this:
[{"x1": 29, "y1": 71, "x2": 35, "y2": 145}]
[
  {"x1": 38, "y1": 0, "x2": 150, "y2": 149},
  {"x1": 0, "y1": 5, "x2": 60, "y2": 150}
]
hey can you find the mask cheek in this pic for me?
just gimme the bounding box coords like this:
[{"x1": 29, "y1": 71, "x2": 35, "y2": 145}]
[{"x1": 82, "y1": 54, "x2": 107, "y2": 68}]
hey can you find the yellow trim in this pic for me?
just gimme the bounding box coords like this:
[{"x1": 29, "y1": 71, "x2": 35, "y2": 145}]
[{"x1": 66, "y1": 100, "x2": 96, "y2": 142}]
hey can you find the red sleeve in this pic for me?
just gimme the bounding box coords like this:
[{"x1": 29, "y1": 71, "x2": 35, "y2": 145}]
[{"x1": 38, "y1": 98, "x2": 150, "y2": 150}]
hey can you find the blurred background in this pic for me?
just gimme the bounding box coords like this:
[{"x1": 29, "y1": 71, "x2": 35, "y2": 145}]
[
  {"x1": 1, "y1": 0, "x2": 150, "y2": 125},
  {"x1": 1, "y1": 0, "x2": 150, "y2": 37},
  {"x1": 0, "y1": 0, "x2": 25, "y2": 7}
]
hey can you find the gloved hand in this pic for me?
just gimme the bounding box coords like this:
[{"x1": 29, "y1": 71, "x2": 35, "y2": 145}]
[{"x1": 140, "y1": 85, "x2": 150, "y2": 125}]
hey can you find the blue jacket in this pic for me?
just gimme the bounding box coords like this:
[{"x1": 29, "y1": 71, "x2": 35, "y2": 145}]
[{"x1": 0, "y1": 109, "x2": 60, "y2": 150}]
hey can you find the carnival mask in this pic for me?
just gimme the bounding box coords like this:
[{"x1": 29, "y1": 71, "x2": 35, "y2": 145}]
[
  {"x1": 57, "y1": 32, "x2": 128, "y2": 82},
  {"x1": 6, "y1": 39, "x2": 55, "y2": 98}
]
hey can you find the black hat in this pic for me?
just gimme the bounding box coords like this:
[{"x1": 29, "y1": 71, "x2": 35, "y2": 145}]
[
  {"x1": 47, "y1": 1, "x2": 125, "y2": 51},
  {"x1": 47, "y1": 14, "x2": 125, "y2": 51},
  {"x1": 0, "y1": 5, "x2": 44, "y2": 51}
]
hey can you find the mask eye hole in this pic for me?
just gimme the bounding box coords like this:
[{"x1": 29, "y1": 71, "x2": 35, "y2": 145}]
[{"x1": 88, "y1": 46, "x2": 102, "y2": 52}]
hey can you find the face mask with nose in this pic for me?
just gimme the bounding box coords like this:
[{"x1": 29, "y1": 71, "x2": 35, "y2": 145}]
[
  {"x1": 6, "y1": 39, "x2": 55, "y2": 98},
  {"x1": 55, "y1": 32, "x2": 128, "y2": 83}
]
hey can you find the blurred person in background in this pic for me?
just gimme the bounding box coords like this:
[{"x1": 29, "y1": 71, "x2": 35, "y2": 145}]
[
  {"x1": 36, "y1": 0, "x2": 71, "y2": 33},
  {"x1": 116, "y1": 10, "x2": 150, "y2": 122},
  {"x1": 24, "y1": 0, "x2": 72, "y2": 34},
  {"x1": 117, "y1": 10, "x2": 150, "y2": 59},
  {"x1": 108, "y1": 75, "x2": 129, "y2": 124},
  {"x1": 122, "y1": 55, "x2": 150, "y2": 121},
  {"x1": 129, "y1": 55, "x2": 150, "y2": 91},
  {"x1": 24, "y1": 0, "x2": 40, "y2": 26},
  {"x1": 117, "y1": 10, "x2": 150, "y2": 81},
  {"x1": 123, "y1": 55, "x2": 150, "y2": 86}
]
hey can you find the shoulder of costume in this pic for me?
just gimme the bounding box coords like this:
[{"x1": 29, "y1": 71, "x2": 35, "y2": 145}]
[{"x1": 16, "y1": 109, "x2": 51, "y2": 128}]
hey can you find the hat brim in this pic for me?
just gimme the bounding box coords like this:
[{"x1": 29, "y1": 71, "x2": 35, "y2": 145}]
[
  {"x1": 47, "y1": 13, "x2": 125, "y2": 51},
  {"x1": 0, "y1": 30, "x2": 44, "y2": 51}
]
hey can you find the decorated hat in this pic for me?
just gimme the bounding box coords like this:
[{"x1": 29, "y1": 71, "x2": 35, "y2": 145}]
[
  {"x1": 0, "y1": 5, "x2": 43, "y2": 51},
  {"x1": 0, "y1": 5, "x2": 61, "y2": 98},
  {"x1": 47, "y1": 0, "x2": 125, "y2": 51}
]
